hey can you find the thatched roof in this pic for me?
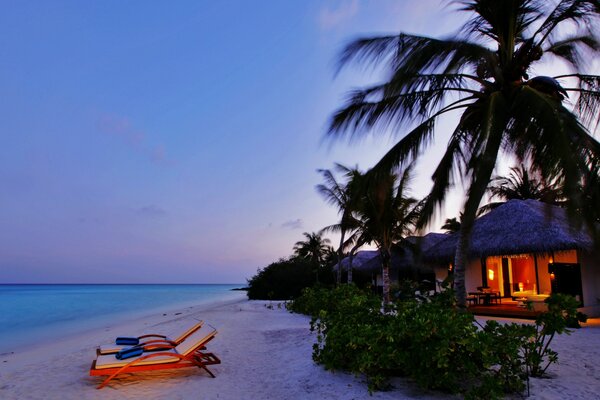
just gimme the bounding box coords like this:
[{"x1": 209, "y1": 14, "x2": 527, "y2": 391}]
[
  {"x1": 425, "y1": 199, "x2": 594, "y2": 262},
  {"x1": 339, "y1": 232, "x2": 447, "y2": 273}
]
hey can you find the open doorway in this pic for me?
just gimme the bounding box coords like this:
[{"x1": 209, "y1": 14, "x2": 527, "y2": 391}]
[{"x1": 549, "y1": 263, "x2": 584, "y2": 305}]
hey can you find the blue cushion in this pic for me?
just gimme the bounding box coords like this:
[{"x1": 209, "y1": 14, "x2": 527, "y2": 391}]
[
  {"x1": 115, "y1": 346, "x2": 144, "y2": 360},
  {"x1": 116, "y1": 337, "x2": 139, "y2": 346}
]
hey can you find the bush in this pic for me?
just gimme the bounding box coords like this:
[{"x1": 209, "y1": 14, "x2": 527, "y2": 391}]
[
  {"x1": 524, "y1": 293, "x2": 588, "y2": 377},
  {"x1": 247, "y1": 257, "x2": 333, "y2": 300},
  {"x1": 289, "y1": 286, "x2": 585, "y2": 398}
]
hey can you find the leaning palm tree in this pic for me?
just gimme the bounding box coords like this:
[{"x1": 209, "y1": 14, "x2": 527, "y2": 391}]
[
  {"x1": 329, "y1": 0, "x2": 600, "y2": 307},
  {"x1": 479, "y1": 163, "x2": 563, "y2": 214},
  {"x1": 317, "y1": 164, "x2": 364, "y2": 284},
  {"x1": 353, "y1": 167, "x2": 421, "y2": 304}
]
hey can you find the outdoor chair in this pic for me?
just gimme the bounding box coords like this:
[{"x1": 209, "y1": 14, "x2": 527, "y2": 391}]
[
  {"x1": 90, "y1": 324, "x2": 220, "y2": 389},
  {"x1": 466, "y1": 295, "x2": 478, "y2": 306},
  {"x1": 97, "y1": 320, "x2": 204, "y2": 355}
]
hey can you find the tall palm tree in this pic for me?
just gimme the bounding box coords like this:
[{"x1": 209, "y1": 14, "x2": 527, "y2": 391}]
[
  {"x1": 293, "y1": 232, "x2": 332, "y2": 268},
  {"x1": 353, "y1": 167, "x2": 422, "y2": 304},
  {"x1": 328, "y1": 0, "x2": 600, "y2": 307},
  {"x1": 317, "y1": 164, "x2": 363, "y2": 284},
  {"x1": 479, "y1": 163, "x2": 563, "y2": 214}
]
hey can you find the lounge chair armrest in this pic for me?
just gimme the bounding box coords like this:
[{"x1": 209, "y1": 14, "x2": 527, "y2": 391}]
[
  {"x1": 140, "y1": 339, "x2": 177, "y2": 346},
  {"x1": 138, "y1": 334, "x2": 167, "y2": 340}
]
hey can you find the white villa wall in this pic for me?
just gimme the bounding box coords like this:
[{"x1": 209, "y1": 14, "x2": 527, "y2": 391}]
[{"x1": 465, "y1": 259, "x2": 482, "y2": 292}]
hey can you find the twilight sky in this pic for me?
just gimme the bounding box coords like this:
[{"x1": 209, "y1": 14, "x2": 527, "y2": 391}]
[{"x1": 0, "y1": 1, "x2": 581, "y2": 283}]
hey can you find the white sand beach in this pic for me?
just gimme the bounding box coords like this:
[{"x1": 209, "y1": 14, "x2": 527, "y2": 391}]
[{"x1": 1, "y1": 297, "x2": 599, "y2": 400}]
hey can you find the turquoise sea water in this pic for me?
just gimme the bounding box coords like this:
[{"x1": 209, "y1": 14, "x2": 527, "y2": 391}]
[{"x1": 0, "y1": 284, "x2": 244, "y2": 353}]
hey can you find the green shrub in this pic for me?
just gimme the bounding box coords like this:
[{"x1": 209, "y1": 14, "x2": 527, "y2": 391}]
[
  {"x1": 290, "y1": 286, "x2": 585, "y2": 398},
  {"x1": 524, "y1": 293, "x2": 588, "y2": 377}
]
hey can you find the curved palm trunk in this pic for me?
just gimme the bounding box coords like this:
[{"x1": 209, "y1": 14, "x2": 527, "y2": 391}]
[{"x1": 454, "y1": 142, "x2": 502, "y2": 308}]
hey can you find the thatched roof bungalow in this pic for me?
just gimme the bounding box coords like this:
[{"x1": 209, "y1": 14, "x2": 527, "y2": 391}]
[
  {"x1": 424, "y1": 199, "x2": 600, "y2": 316},
  {"x1": 426, "y1": 199, "x2": 593, "y2": 261}
]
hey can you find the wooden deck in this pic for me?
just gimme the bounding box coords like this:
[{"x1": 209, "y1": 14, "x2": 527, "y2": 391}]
[{"x1": 468, "y1": 301, "x2": 541, "y2": 319}]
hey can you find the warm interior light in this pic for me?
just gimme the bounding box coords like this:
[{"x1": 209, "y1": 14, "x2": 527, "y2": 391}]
[
  {"x1": 550, "y1": 272, "x2": 555, "y2": 280},
  {"x1": 488, "y1": 269, "x2": 494, "y2": 281},
  {"x1": 518, "y1": 282, "x2": 524, "y2": 291},
  {"x1": 549, "y1": 258, "x2": 554, "y2": 264},
  {"x1": 448, "y1": 263, "x2": 453, "y2": 272}
]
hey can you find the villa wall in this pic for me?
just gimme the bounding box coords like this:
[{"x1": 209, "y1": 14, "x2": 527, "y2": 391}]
[
  {"x1": 579, "y1": 250, "x2": 600, "y2": 317},
  {"x1": 465, "y1": 259, "x2": 482, "y2": 292}
]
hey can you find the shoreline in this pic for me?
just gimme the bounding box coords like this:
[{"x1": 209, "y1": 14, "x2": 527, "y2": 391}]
[
  {"x1": 0, "y1": 292, "x2": 247, "y2": 369},
  {"x1": 0, "y1": 284, "x2": 244, "y2": 355},
  {"x1": 1, "y1": 299, "x2": 599, "y2": 399}
]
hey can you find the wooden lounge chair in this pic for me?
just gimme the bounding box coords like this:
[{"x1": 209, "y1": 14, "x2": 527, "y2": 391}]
[
  {"x1": 97, "y1": 320, "x2": 204, "y2": 355},
  {"x1": 90, "y1": 324, "x2": 220, "y2": 389}
]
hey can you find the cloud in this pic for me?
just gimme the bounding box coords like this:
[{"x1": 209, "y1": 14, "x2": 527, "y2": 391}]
[
  {"x1": 318, "y1": 0, "x2": 359, "y2": 30},
  {"x1": 136, "y1": 205, "x2": 167, "y2": 218},
  {"x1": 97, "y1": 113, "x2": 172, "y2": 166},
  {"x1": 281, "y1": 219, "x2": 303, "y2": 230}
]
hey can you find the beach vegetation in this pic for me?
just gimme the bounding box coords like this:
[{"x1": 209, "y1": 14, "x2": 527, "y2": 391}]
[
  {"x1": 289, "y1": 285, "x2": 585, "y2": 397},
  {"x1": 293, "y1": 232, "x2": 333, "y2": 280},
  {"x1": 328, "y1": 0, "x2": 600, "y2": 308},
  {"x1": 524, "y1": 293, "x2": 587, "y2": 377},
  {"x1": 246, "y1": 256, "x2": 333, "y2": 300}
]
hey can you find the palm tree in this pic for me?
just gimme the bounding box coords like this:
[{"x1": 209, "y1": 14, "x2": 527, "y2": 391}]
[
  {"x1": 353, "y1": 167, "x2": 421, "y2": 304},
  {"x1": 441, "y1": 216, "x2": 462, "y2": 234},
  {"x1": 293, "y1": 232, "x2": 332, "y2": 269},
  {"x1": 328, "y1": 0, "x2": 600, "y2": 307},
  {"x1": 479, "y1": 163, "x2": 563, "y2": 214},
  {"x1": 317, "y1": 164, "x2": 363, "y2": 284}
]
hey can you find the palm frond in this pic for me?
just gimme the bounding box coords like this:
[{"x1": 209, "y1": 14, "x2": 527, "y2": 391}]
[
  {"x1": 545, "y1": 33, "x2": 600, "y2": 71},
  {"x1": 533, "y1": 0, "x2": 599, "y2": 47},
  {"x1": 563, "y1": 74, "x2": 600, "y2": 131},
  {"x1": 458, "y1": 0, "x2": 540, "y2": 44}
]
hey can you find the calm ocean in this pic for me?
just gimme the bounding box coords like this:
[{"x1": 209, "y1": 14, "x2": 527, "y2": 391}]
[{"x1": 0, "y1": 284, "x2": 244, "y2": 353}]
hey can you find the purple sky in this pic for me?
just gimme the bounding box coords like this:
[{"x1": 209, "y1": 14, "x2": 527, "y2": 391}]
[{"x1": 0, "y1": 1, "x2": 583, "y2": 283}]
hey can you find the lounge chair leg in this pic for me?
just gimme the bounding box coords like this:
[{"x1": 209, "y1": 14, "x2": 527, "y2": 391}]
[{"x1": 200, "y1": 365, "x2": 215, "y2": 378}]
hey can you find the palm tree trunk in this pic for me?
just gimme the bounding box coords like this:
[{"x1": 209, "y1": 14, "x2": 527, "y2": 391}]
[
  {"x1": 454, "y1": 200, "x2": 486, "y2": 309},
  {"x1": 381, "y1": 249, "x2": 391, "y2": 304},
  {"x1": 454, "y1": 163, "x2": 500, "y2": 308},
  {"x1": 347, "y1": 243, "x2": 361, "y2": 284},
  {"x1": 453, "y1": 220, "x2": 472, "y2": 308},
  {"x1": 348, "y1": 253, "x2": 353, "y2": 283},
  {"x1": 336, "y1": 230, "x2": 346, "y2": 285}
]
